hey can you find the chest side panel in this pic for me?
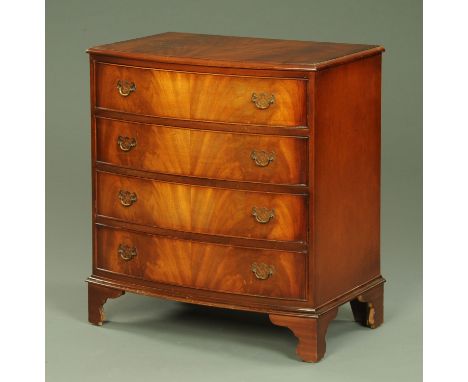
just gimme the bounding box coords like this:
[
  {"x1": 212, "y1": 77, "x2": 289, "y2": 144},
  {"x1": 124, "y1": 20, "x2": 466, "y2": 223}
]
[{"x1": 313, "y1": 54, "x2": 382, "y2": 307}]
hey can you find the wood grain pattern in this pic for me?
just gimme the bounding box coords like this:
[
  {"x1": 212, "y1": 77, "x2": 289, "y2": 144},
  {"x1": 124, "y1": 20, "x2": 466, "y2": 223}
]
[
  {"x1": 96, "y1": 172, "x2": 307, "y2": 242},
  {"x1": 95, "y1": 63, "x2": 307, "y2": 126},
  {"x1": 97, "y1": 171, "x2": 191, "y2": 232},
  {"x1": 313, "y1": 55, "x2": 382, "y2": 306},
  {"x1": 190, "y1": 127, "x2": 307, "y2": 184},
  {"x1": 96, "y1": 118, "x2": 191, "y2": 176},
  {"x1": 96, "y1": 225, "x2": 306, "y2": 299},
  {"x1": 190, "y1": 186, "x2": 306, "y2": 241},
  {"x1": 270, "y1": 308, "x2": 338, "y2": 362},
  {"x1": 88, "y1": 32, "x2": 384, "y2": 71},
  {"x1": 96, "y1": 117, "x2": 307, "y2": 185}
]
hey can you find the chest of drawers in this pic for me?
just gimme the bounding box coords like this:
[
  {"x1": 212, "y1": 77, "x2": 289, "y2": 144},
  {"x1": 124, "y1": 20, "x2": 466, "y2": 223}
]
[{"x1": 86, "y1": 32, "x2": 385, "y2": 362}]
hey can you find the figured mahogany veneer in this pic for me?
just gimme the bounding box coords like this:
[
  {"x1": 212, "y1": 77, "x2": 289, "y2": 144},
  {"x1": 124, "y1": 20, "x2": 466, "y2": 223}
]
[
  {"x1": 87, "y1": 32, "x2": 386, "y2": 363},
  {"x1": 96, "y1": 63, "x2": 307, "y2": 126},
  {"x1": 96, "y1": 118, "x2": 307, "y2": 185},
  {"x1": 96, "y1": 171, "x2": 307, "y2": 242},
  {"x1": 96, "y1": 225, "x2": 306, "y2": 300}
]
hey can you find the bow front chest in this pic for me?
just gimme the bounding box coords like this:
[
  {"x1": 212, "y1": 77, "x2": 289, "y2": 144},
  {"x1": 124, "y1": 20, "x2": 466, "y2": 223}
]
[{"x1": 86, "y1": 32, "x2": 385, "y2": 362}]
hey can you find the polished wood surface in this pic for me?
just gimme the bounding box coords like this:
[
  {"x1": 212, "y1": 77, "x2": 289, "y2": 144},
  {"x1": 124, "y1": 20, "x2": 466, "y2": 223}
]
[
  {"x1": 312, "y1": 55, "x2": 382, "y2": 306},
  {"x1": 96, "y1": 162, "x2": 308, "y2": 199},
  {"x1": 97, "y1": 118, "x2": 191, "y2": 176},
  {"x1": 87, "y1": 32, "x2": 385, "y2": 362},
  {"x1": 89, "y1": 271, "x2": 383, "y2": 316},
  {"x1": 93, "y1": 53, "x2": 309, "y2": 78},
  {"x1": 96, "y1": 172, "x2": 307, "y2": 241},
  {"x1": 270, "y1": 308, "x2": 338, "y2": 363},
  {"x1": 190, "y1": 128, "x2": 307, "y2": 185},
  {"x1": 96, "y1": 225, "x2": 306, "y2": 299},
  {"x1": 88, "y1": 32, "x2": 384, "y2": 71},
  {"x1": 95, "y1": 217, "x2": 308, "y2": 253},
  {"x1": 96, "y1": 117, "x2": 307, "y2": 184},
  {"x1": 96, "y1": 108, "x2": 310, "y2": 137},
  {"x1": 96, "y1": 63, "x2": 307, "y2": 126},
  {"x1": 190, "y1": 186, "x2": 306, "y2": 241},
  {"x1": 88, "y1": 283, "x2": 124, "y2": 326},
  {"x1": 96, "y1": 171, "x2": 190, "y2": 231}
]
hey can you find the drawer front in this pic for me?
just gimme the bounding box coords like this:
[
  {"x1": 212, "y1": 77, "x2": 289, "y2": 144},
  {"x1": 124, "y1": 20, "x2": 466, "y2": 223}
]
[
  {"x1": 95, "y1": 63, "x2": 307, "y2": 126},
  {"x1": 96, "y1": 225, "x2": 306, "y2": 300},
  {"x1": 96, "y1": 172, "x2": 307, "y2": 242},
  {"x1": 96, "y1": 118, "x2": 307, "y2": 185},
  {"x1": 97, "y1": 118, "x2": 191, "y2": 177}
]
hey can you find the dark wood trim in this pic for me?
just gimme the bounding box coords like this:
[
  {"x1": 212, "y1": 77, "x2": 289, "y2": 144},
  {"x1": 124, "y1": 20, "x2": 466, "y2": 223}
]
[
  {"x1": 315, "y1": 276, "x2": 385, "y2": 313},
  {"x1": 87, "y1": 274, "x2": 312, "y2": 314},
  {"x1": 96, "y1": 163, "x2": 309, "y2": 195},
  {"x1": 95, "y1": 218, "x2": 308, "y2": 253},
  {"x1": 88, "y1": 282, "x2": 125, "y2": 325},
  {"x1": 93, "y1": 58, "x2": 310, "y2": 79},
  {"x1": 87, "y1": 273, "x2": 384, "y2": 317},
  {"x1": 94, "y1": 114, "x2": 310, "y2": 138},
  {"x1": 94, "y1": 109, "x2": 310, "y2": 136},
  {"x1": 313, "y1": 49, "x2": 384, "y2": 71},
  {"x1": 87, "y1": 46, "x2": 384, "y2": 72},
  {"x1": 270, "y1": 307, "x2": 338, "y2": 362},
  {"x1": 90, "y1": 57, "x2": 98, "y2": 272},
  {"x1": 307, "y1": 71, "x2": 316, "y2": 307},
  {"x1": 89, "y1": 54, "x2": 309, "y2": 78}
]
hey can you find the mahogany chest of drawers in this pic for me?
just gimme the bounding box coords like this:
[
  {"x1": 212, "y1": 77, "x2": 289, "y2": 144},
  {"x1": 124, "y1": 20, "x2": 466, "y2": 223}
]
[{"x1": 86, "y1": 32, "x2": 385, "y2": 362}]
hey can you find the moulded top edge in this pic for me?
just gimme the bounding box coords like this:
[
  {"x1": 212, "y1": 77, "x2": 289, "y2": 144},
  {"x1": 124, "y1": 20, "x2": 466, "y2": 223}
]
[{"x1": 86, "y1": 32, "x2": 385, "y2": 72}]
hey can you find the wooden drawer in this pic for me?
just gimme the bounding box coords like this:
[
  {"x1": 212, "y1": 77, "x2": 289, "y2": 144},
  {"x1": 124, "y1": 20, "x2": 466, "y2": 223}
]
[
  {"x1": 96, "y1": 225, "x2": 306, "y2": 300},
  {"x1": 96, "y1": 118, "x2": 307, "y2": 185},
  {"x1": 95, "y1": 63, "x2": 307, "y2": 126},
  {"x1": 96, "y1": 172, "x2": 307, "y2": 242}
]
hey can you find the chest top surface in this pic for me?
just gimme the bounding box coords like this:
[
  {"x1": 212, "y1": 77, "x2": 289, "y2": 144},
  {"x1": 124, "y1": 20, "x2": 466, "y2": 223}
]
[{"x1": 87, "y1": 32, "x2": 384, "y2": 71}]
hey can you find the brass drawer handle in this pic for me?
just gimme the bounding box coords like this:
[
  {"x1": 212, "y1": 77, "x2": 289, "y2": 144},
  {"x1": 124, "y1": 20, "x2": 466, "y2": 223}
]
[
  {"x1": 251, "y1": 150, "x2": 276, "y2": 167},
  {"x1": 118, "y1": 190, "x2": 137, "y2": 207},
  {"x1": 118, "y1": 244, "x2": 137, "y2": 261},
  {"x1": 117, "y1": 136, "x2": 137, "y2": 152},
  {"x1": 251, "y1": 92, "x2": 275, "y2": 109},
  {"x1": 117, "y1": 80, "x2": 136, "y2": 97},
  {"x1": 252, "y1": 206, "x2": 275, "y2": 224},
  {"x1": 251, "y1": 262, "x2": 275, "y2": 280}
]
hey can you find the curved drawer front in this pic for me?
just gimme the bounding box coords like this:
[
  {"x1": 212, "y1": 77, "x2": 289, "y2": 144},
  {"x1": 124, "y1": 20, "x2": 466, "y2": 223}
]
[
  {"x1": 96, "y1": 118, "x2": 307, "y2": 185},
  {"x1": 95, "y1": 63, "x2": 307, "y2": 126},
  {"x1": 96, "y1": 172, "x2": 307, "y2": 242},
  {"x1": 96, "y1": 225, "x2": 306, "y2": 300}
]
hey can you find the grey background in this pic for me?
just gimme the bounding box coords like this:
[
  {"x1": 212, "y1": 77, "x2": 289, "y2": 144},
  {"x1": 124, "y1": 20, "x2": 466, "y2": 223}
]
[{"x1": 46, "y1": 0, "x2": 422, "y2": 380}]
